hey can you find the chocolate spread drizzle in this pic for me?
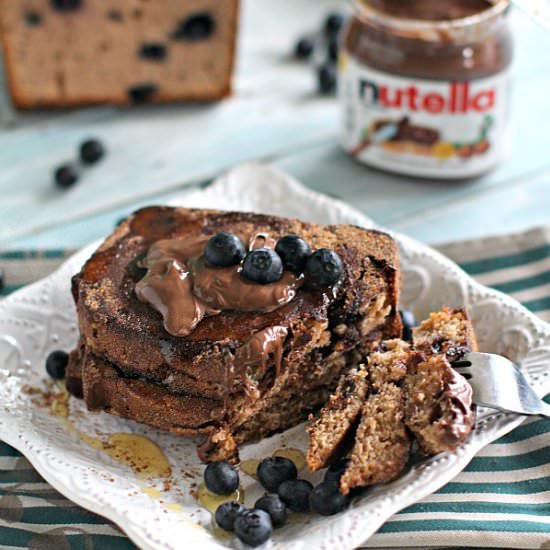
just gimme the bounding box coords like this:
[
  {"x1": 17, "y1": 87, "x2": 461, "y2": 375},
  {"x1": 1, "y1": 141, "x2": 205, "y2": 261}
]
[
  {"x1": 135, "y1": 232, "x2": 303, "y2": 337},
  {"x1": 234, "y1": 326, "x2": 289, "y2": 397}
]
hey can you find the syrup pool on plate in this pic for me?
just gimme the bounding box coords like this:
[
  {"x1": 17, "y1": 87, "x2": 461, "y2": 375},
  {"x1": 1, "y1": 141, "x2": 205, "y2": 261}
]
[
  {"x1": 48, "y1": 382, "x2": 172, "y2": 479},
  {"x1": 196, "y1": 482, "x2": 245, "y2": 514},
  {"x1": 197, "y1": 482, "x2": 245, "y2": 541},
  {"x1": 240, "y1": 447, "x2": 306, "y2": 478}
]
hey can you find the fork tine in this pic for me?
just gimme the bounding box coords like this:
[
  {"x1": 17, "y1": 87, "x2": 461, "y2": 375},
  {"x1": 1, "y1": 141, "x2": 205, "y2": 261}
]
[
  {"x1": 460, "y1": 351, "x2": 550, "y2": 417},
  {"x1": 453, "y1": 366, "x2": 471, "y2": 376},
  {"x1": 452, "y1": 360, "x2": 471, "y2": 368}
]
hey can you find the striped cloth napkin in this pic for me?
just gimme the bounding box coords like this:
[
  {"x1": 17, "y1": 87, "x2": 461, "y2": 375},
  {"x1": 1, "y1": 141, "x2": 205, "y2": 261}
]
[{"x1": 0, "y1": 227, "x2": 548, "y2": 550}]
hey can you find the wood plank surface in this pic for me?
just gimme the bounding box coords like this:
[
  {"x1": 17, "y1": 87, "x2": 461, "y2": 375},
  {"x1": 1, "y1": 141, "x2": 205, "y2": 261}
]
[{"x1": 1, "y1": 1, "x2": 549, "y2": 251}]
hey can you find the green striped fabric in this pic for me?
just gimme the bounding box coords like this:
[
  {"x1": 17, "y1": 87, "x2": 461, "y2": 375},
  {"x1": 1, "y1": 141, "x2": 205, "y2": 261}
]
[
  {"x1": 0, "y1": 227, "x2": 549, "y2": 549},
  {"x1": 368, "y1": 227, "x2": 550, "y2": 550}
]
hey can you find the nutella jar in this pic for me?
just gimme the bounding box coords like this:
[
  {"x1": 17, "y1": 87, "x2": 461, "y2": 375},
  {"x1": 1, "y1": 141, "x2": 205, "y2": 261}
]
[{"x1": 340, "y1": 0, "x2": 513, "y2": 178}]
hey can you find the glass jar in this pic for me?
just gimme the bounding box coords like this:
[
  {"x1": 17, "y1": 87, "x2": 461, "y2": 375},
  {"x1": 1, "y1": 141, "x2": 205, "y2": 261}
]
[{"x1": 339, "y1": 0, "x2": 513, "y2": 179}]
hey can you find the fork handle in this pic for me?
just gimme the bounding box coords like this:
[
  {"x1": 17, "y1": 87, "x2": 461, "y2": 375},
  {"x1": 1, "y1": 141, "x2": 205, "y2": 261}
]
[{"x1": 485, "y1": 400, "x2": 550, "y2": 418}]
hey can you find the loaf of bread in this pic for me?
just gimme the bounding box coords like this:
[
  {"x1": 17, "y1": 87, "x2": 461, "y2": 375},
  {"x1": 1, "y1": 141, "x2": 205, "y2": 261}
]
[{"x1": 0, "y1": 0, "x2": 239, "y2": 108}]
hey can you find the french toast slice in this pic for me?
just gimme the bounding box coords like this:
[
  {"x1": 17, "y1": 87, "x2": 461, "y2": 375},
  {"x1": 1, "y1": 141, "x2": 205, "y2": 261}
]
[{"x1": 69, "y1": 206, "x2": 402, "y2": 462}]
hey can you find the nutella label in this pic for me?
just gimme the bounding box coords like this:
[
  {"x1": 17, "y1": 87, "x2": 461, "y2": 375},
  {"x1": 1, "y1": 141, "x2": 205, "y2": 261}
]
[{"x1": 339, "y1": 55, "x2": 510, "y2": 178}]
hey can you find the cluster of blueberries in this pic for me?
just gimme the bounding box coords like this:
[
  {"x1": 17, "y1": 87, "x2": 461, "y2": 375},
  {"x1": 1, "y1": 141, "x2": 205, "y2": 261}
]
[
  {"x1": 204, "y1": 456, "x2": 350, "y2": 547},
  {"x1": 294, "y1": 11, "x2": 347, "y2": 95},
  {"x1": 53, "y1": 138, "x2": 106, "y2": 190},
  {"x1": 204, "y1": 232, "x2": 343, "y2": 289}
]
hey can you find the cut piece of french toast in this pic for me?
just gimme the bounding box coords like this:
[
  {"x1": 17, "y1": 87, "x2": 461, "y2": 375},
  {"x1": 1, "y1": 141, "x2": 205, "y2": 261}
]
[
  {"x1": 69, "y1": 206, "x2": 402, "y2": 462},
  {"x1": 339, "y1": 382, "x2": 411, "y2": 495},
  {"x1": 404, "y1": 354, "x2": 474, "y2": 455},
  {"x1": 306, "y1": 307, "x2": 477, "y2": 493},
  {"x1": 412, "y1": 307, "x2": 478, "y2": 361},
  {"x1": 306, "y1": 364, "x2": 369, "y2": 472}
]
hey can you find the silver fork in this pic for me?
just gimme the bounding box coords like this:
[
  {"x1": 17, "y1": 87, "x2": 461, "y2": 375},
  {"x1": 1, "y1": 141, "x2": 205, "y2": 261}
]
[{"x1": 453, "y1": 352, "x2": 550, "y2": 417}]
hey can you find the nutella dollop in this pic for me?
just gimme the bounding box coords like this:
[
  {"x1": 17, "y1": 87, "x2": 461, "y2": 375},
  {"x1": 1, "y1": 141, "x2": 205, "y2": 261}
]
[
  {"x1": 135, "y1": 233, "x2": 302, "y2": 337},
  {"x1": 192, "y1": 256, "x2": 300, "y2": 311},
  {"x1": 340, "y1": 0, "x2": 512, "y2": 179}
]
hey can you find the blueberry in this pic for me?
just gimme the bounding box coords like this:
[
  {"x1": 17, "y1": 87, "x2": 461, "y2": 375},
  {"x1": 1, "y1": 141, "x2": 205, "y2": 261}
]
[
  {"x1": 234, "y1": 509, "x2": 272, "y2": 547},
  {"x1": 46, "y1": 350, "x2": 69, "y2": 379},
  {"x1": 294, "y1": 37, "x2": 314, "y2": 59},
  {"x1": 257, "y1": 456, "x2": 297, "y2": 492},
  {"x1": 309, "y1": 482, "x2": 350, "y2": 516},
  {"x1": 305, "y1": 248, "x2": 343, "y2": 288},
  {"x1": 214, "y1": 501, "x2": 245, "y2": 531},
  {"x1": 127, "y1": 83, "x2": 158, "y2": 104},
  {"x1": 400, "y1": 310, "x2": 417, "y2": 341},
  {"x1": 79, "y1": 139, "x2": 105, "y2": 165},
  {"x1": 171, "y1": 12, "x2": 215, "y2": 41},
  {"x1": 318, "y1": 63, "x2": 337, "y2": 95},
  {"x1": 254, "y1": 494, "x2": 287, "y2": 527},
  {"x1": 204, "y1": 232, "x2": 246, "y2": 267},
  {"x1": 275, "y1": 235, "x2": 311, "y2": 274},
  {"x1": 324, "y1": 12, "x2": 345, "y2": 36},
  {"x1": 54, "y1": 164, "x2": 79, "y2": 189},
  {"x1": 278, "y1": 479, "x2": 313, "y2": 513},
  {"x1": 204, "y1": 461, "x2": 239, "y2": 495},
  {"x1": 107, "y1": 10, "x2": 123, "y2": 22},
  {"x1": 50, "y1": 0, "x2": 82, "y2": 11},
  {"x1": 328, "y1": 38, "x2": 339, "y2": 62},
  {"x1": 0, "y1": 267, "x2": 4, "y2": 292},
  {"x1": 139, "y1": 42, "x2": 167, "y2": 61},
  {"x1": 242, "y1": 248, "x2": 283, "y2": 285},
  {"x1": 324, "y1": 458, "x2": 350, "y2": 484},
  {"x1": 25, "y1": 11, "x2": 42, "y2": 26}
]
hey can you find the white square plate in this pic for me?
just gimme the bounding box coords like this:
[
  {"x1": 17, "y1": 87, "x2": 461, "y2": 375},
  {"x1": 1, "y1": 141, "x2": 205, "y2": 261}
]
[{"x1": 0, "y1": 164, "x2": 548, "y2": 550}]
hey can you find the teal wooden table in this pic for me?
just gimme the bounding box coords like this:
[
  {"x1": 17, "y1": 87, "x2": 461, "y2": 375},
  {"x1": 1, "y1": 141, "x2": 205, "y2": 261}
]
[{"x1": 1, "y1": 0, "x2": 549, "y2": 251}]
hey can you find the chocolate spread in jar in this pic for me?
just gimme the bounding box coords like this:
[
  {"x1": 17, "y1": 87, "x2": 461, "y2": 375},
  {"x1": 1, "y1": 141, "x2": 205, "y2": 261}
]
[
  {"x1": 368, "y1": 0, "x2": 492, "y2": 21},
  {"x1": 340, "y1": 0, "x2": 512, "y2": 179}
]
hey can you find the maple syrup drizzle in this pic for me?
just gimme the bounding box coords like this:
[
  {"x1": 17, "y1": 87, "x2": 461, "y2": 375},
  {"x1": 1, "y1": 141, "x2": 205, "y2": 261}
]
[
  {"x1": 272, "y1": 448, "x2": 306, "y2": 471},
  {"x1": 49, "y1": 384, "x2": 171, "y2": 479},
  {"x1": 197, "y1": 482, "x2": 245, "y2": 514}
]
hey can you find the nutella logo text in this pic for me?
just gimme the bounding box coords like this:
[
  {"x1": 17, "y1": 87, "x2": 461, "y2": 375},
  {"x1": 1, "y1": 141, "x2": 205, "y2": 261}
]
[{"x1": 359, "y1": 80, "x2": 496, "y2": 114}]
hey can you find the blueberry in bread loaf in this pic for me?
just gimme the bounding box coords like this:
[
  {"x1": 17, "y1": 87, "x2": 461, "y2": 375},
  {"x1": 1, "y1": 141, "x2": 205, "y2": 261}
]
[
  {"x1": 67, "y1": 206, "x2": 402, "y2": 463},
  {"x1": 0, "y1": 1, "x2": 239, "y2": 108}
]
